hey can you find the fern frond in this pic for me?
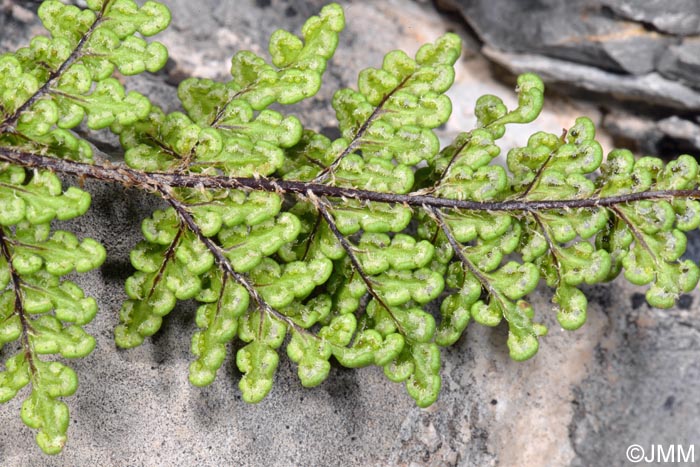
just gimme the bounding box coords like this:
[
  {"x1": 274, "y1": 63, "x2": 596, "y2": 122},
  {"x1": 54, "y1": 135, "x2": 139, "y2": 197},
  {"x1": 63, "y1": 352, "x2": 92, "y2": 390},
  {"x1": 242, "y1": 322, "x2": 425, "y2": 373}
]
[
  {"x1": 1, "y1": 0, "x2": 699, "y2": 453},
  {"x1": 0, "y1": 0, "x2": 169, "y2": 453},
  {"x1": 0, "y1": 178, "x2": 104, "y2": 454}
]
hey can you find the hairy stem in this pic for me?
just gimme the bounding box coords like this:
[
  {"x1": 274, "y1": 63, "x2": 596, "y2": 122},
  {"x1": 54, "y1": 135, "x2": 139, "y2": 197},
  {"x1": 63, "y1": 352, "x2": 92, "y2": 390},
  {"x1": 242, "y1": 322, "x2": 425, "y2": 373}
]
[
  {"x1": 301, "y1": 214, "x2": 322, "y2": 262},
  {"x1": 161, "y1": 187, "x2": 308, "y2": 335},
  {"x1": 436, "y1": 136, "x2": 471, "y2": 186},
  {"x1": 312, "y1": 75, "x2": 412, "y2": 183},
  {"x1": 517, "y1": 151, "x2": 555, "y2": 200},
  {"x1": 0, "y1": 4, "x2": 107, "y2": 132},
  {"x1": 428, "y1": 207, "x2": 509, "y2": 310},
  {"x1": 2, "y1": 148, "x2": 700, "y2": 213},
  {"x1": 611, "y1": 205, "x2": 661, "y2": 270},
  {"x1": 308, "y1": 192, "x2": 405, "y2": 333},
  {"x1": 531, "y1": 212, "x2": 562, "y2": 281},
  {"x1": 148, "y1": 226, "x2": 184, "y2": 299}
]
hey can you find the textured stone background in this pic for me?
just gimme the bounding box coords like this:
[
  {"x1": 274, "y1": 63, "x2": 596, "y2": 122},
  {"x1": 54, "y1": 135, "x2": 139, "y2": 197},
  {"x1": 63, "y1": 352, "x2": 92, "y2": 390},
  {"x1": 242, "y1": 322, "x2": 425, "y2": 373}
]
[
  {"x1": 438, "y1": 0, "x2": 700, "y2": 159},
  {"x1": 1, "y1": 1, "x2": 700, "y2": 466}
]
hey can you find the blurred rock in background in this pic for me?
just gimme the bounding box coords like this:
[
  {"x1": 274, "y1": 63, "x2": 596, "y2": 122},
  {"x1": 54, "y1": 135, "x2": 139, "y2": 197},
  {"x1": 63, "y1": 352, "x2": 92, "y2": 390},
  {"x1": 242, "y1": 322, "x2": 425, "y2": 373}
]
[
  {"x1": 1, "y1": 1, "x2": 700, "y2": 466},
  {"x1": 436, "y1": 0, "x2": 700, "y2": 157}
]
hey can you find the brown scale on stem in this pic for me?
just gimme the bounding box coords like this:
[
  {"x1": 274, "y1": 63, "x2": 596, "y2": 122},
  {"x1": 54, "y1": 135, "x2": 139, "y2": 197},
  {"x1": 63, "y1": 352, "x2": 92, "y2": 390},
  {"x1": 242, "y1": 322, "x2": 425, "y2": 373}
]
[
  {"x1": 307, "y1": 191, "x2": 406, "y2": 335},
  {"x1": 1, "y1": 147, "x2": 697, "y2": 213}
]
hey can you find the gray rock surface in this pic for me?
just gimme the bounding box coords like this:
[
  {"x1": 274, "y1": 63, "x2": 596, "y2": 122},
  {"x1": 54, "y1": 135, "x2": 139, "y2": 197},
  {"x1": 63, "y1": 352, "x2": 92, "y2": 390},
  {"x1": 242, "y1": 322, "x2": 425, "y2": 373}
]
[
  {"x1": 482, "y1": 46, "x2": 700, "y2": 112},
  {"x1": 438, "y1": 0, "x2": 700, "y2": 89},
  {"x1": 603, "y1": 0, "x2": 700, "y2": 36},
  {"x1": 658, "y1": 38, "x2": 700, "y2": 90},
  {"x1": 438, "y1": 0, "x2": 700, "y2": 155},
  {"x1": 1, "y1": 1, "x2": 700, "y2": 466}
]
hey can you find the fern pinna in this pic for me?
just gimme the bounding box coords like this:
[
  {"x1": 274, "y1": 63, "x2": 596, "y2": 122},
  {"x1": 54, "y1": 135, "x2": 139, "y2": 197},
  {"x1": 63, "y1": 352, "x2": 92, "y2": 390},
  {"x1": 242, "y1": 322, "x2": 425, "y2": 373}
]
[{"x1": 0, "y1": 0, "x2": 698, "y2": 454}]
